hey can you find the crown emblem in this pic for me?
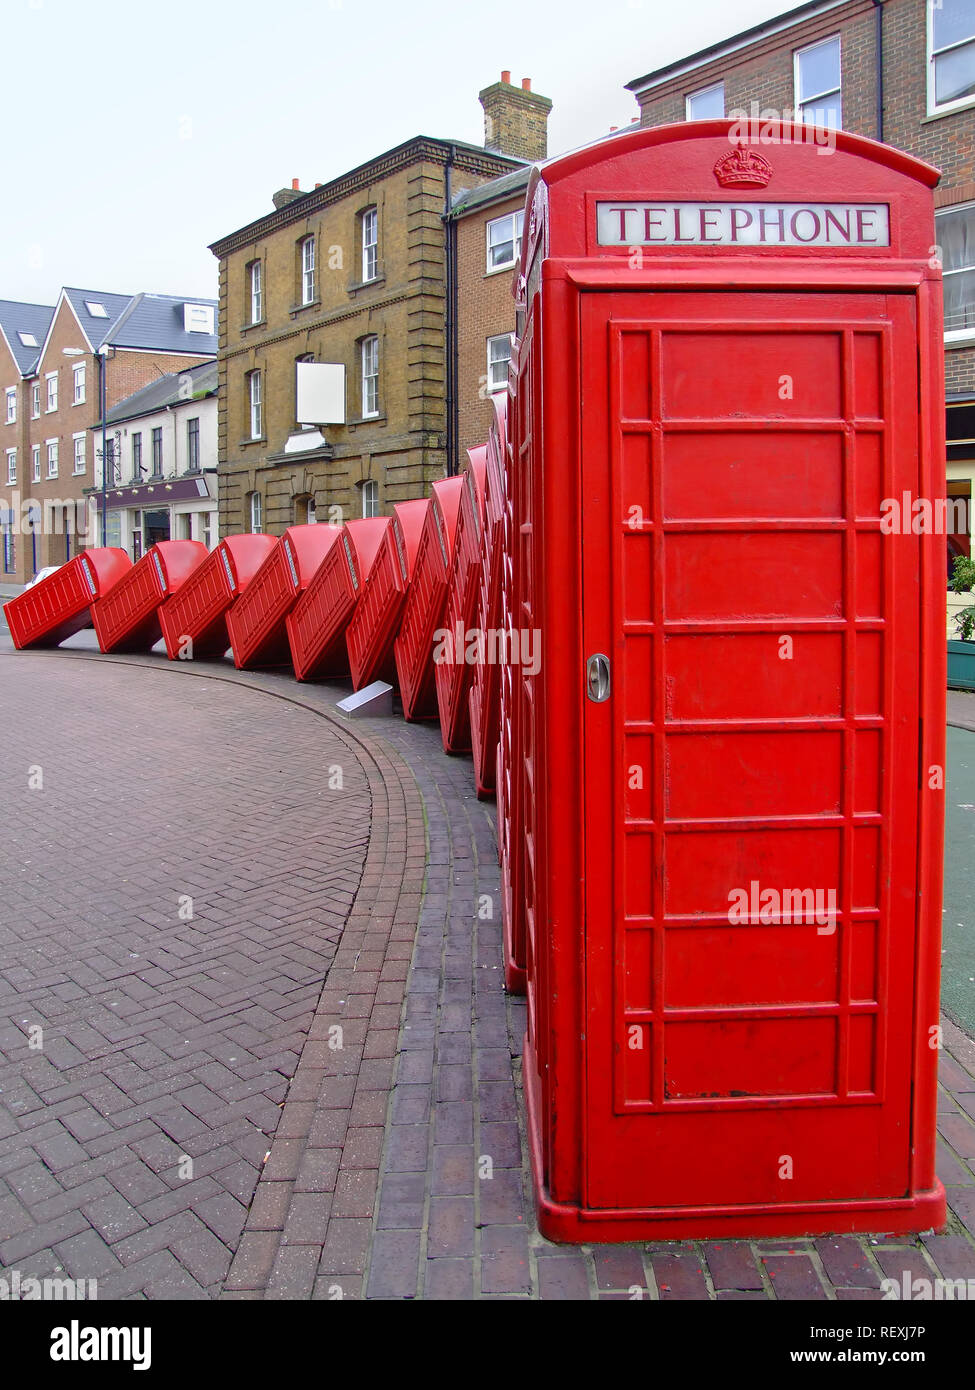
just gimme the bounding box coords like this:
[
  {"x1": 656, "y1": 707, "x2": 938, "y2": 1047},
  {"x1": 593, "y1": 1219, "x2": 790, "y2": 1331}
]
[{"x1": 713, "y1": 147, "x2": 773, "y2": 189}]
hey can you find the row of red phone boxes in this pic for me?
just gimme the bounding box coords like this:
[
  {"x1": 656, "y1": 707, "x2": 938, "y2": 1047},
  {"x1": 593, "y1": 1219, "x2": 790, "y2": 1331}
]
[{"x1": 3, "y1": 415, "x2": 507, "y2": 797}]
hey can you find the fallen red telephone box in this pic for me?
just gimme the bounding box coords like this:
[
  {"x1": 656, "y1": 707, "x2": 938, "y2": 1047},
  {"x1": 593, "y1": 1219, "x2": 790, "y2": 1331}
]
[
  {"x1": 159, "y1": 534, "x2": 278, "y2": 661},
  {"x1": 226, "y1": 525, "x2": 341, "y2": 671},
  {"x1": 394, "y1": 477, "x2": 465, "y2": 721},
  {"x1": 511, "y1": 120, "x2": 947, "y2": 1241},
  {"x1": 3, "y1": 548, "x2": 131, "y2": 649},
  {"x1": 91, "y1": 541, "x2": 208, "y2": 654},
  {"x1": 346, "y1": 499, "x2": 428, "y2": 690},
  {"x1": 285, "y1": 519, "x2": 388, "y2": 682},
  {"x1": 434, "y1": 447, "x2": 487, "y2": 753},
  {"x1": 469, "y1": 397, "x2": 508, "y2": 796}
]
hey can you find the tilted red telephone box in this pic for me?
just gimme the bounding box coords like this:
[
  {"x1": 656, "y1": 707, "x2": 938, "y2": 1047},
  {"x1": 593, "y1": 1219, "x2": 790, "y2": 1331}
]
[
  {"x1": 434, "y1": 447, "x2": 487, "y2": 753},
  {"x1": 394, "y1": 477, "x2": 465, "y2": 721},
  {"x1": 469, "y1": 397, "x2": 508, "y2": 797},
  {"x1": 91, "y1": 540, "x2": 207, "y2": 654},
  {"x1": 286, "y1": 519, "x2": 388, "y2": 683},
  {"x1": 226, "y1": 525, "x2": 341, "y2": 671},
  {"x1": 346, "y1": 499, "x2": 428, "y2": 690},
  {"x1": 4, "y1": 548, "x2": 131, "y2": 649},
  {"x1": 510, "y1": 120, "x2": 947, "y2": 1241},
  {"x1": 159, "y1": 534, "x2": 277, "y2": 661}
]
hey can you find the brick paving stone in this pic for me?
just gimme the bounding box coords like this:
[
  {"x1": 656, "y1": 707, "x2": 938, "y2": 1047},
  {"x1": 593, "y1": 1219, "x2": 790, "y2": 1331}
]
[
  {"x1": 703, "y1": 1241, "x2": 765, "y2": 1291},
  {"x1": 651, "y1": 1251, "x2": 711, "y2": 1300},
  {"x1": 593, "y1": 1246, "x2": 650, "y2": 1292},
  {"x1": 762, "y1": 1254, "x2": 829, "y2": 1300},
  {"x1": 427, "y1": 1197, "x2": 475, "y2": 1258},
  {"x1": 815, "y1": 1237, "x2": 881, "y2": 1288},
  {"x1": 424, "y1": 1256, "x2": 475, "y2": 1300},
  {"x1": 480, "y1": 1225, "x2": 533, "y2": 1296},
  {"x1": 366, "y1": 1229, "x2": 421, "y2": 1299},
  {"x1": 537, "y1": 1252, "x2": 593, "y2": 1300}
]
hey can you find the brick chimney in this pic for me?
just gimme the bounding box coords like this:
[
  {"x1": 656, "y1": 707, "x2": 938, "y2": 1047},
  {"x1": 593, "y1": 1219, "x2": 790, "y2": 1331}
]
[
  {"x1": 272, "y1": 177, "x2": 304, "y2": 210},
  {"x1": 479, "y1": 73, "x2": 552, "y2": 162}
]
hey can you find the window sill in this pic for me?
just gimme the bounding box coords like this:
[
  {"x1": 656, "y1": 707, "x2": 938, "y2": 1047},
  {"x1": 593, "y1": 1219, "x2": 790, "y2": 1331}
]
[
  {"x1": 924, "y1": 97, "x2": 975, "y2": 124},
  {"x1": 72, "y1": 469, "x2": 86, "y2": 477},
  {"x1": 240, "y1": 319, "x2": 266, "y2": 334},
  {"x1": 72, "y1": 400, "x2": 86, "y2": 408},
  {"x1": 289, "y1": 299, "x2": 321, "y2": 318},
  {"x1": 347, "y1": 273, "x2": 386, "y2": 297},
  {"x1": 349, "y1": 414, "x2": 385, "y2": 428},
  {"x1": 485, "y1": 261, "x2": 517, "y2": 278},
  {"x1": 238, "y1": 437, "x2": 267, "y2": 448},
  {"x1": 946, "y1": 332, "x2": 975, "y2": 350}
]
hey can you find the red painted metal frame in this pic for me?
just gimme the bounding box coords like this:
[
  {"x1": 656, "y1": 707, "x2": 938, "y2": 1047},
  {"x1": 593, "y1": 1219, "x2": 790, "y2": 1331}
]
[
  {"x1": 159, "y1": 534, "x2": 277, "y2": 661},
  {"x1": 469, "y1": 397, "x2": 507, "y2": 798},
  {"x1": 286, "y1": 519, "x2": 388, "y2": 683},
  {"x1": 394, "y1": 477, "x2": 465, "y2": 721},
  {"x1": 346, "y1": 500, "x2": 428, "y2": 690},
  {"x1": 3, "y1": 548, "x2": 131, "y2": 649},
  {"x1": 510, "y1": 120, "x2": 947, "y2": 1241},
  {"x1": 91, "y1": 540, "x2": 208, "y2": 654},
  {"x1": 434, "y1": 447, "x2": 487, "y2": 753},
  {"x1": 226, "y1": 525, "x2": 341, "y2": 671}
]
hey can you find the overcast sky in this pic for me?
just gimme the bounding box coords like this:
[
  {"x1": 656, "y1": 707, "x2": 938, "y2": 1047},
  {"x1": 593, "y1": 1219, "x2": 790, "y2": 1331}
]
[{"x1": 5, "y1": 0, "x2": 800, "y2": 306}]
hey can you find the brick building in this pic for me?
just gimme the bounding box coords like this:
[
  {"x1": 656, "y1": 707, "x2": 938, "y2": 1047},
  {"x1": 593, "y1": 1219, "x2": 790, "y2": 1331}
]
[
  {"x1": 208, "y1": 82, "x2": 552, "y2": 537},
  {"x1": 625, "y1": 0, "x2": 975, "y2": 564},
  {"x1": 0, "y1": 288, "x2": 217, "y2": 583}
]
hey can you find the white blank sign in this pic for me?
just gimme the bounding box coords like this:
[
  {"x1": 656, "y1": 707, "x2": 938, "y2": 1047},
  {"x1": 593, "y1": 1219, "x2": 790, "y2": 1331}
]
[{"x1": 296, "y1": 362, "x2": 345, "y2": 424}]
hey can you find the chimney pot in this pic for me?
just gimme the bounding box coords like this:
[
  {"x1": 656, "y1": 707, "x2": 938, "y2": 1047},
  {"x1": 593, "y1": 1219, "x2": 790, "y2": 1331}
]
[
  {"x1": 292, "y1": 178, "x2": 300, "y2": 190},
  {"x1": 522, "y1": 77, "x2": 531, "y2": 91},
  {"x1": 501, "y1": 69, "x2": 511, "y2": 84}
]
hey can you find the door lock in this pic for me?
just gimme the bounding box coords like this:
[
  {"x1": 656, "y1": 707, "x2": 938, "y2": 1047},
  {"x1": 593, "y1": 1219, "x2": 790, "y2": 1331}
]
[{"x1": 586, "y1": 653, "x2": 611, "y2": 702}]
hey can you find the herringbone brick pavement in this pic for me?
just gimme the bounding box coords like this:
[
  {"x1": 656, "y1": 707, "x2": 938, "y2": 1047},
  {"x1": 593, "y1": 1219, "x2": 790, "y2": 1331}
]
[{"x1": 0, "y1": 654, "x2": 370, "y2": 1297}]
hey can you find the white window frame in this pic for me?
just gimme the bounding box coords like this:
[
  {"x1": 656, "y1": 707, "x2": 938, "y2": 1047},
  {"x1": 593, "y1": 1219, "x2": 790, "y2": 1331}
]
[
  {"x1": 487, "y1": 333, "x2": 513, "y2": 394},
  {"x1": 685, "y1": 81, "x2": 725, "y2": 120},
  {"x1": 249, "y1": 259, "x2": 263, "y2": 324},
  {"x1": 937, "y1": 200, "x2": 975, "y2": 343},
  {"x1": 6, "y1": 448, "x2": 16, "y2": 484},
  {"x1": 486, "y1": 210, "x2": 525, "y2": 273},
  {"x1": 187, "y1": 416, "x2": 200, "y2": 471},
  {"x1": 73, "y1": 432, "x2": 86, "y2": 475},
  {"x1": 794, "y1": 34, "x2": 842, "y2": 127},
  {"x1": 928, "y1": 0, "x2": 975, "y2": 116},
  {"x1": 249, "y1": 491, "x2": 263, "y2": 533},
  {"x1": 361, "y1": 479, "x2": 378, "y2": 519},
  {"x1": 31, "y1": 382, "x2": 40, "y2": 419},
  {"x1": 301, "y1": 236, "x2": 316, "y2": 305},
  {"x1": 248, "y1": 370, "x2": 263, "y2": 439},
  {"x1": 361, "y1": 336, "x2": 379, "y2": 418},
  {"x1": 5, "y1": 388, "x2": 15, "y2": 425},
  {"x1": 32, "y1": 445, "x2": 41, "y2": 483},
  {"x1": 72, "y1": 362, "x2": 86, "y2": 405},
  {"x1": 46, "y1": 438, "x2": 58, "y2": 479},
  {"x1": 46, "y1": 370, "x2": 58, "y2": 412},
  {"x1": 362, "y1": 207, "x2": 378, "y2": 282}
]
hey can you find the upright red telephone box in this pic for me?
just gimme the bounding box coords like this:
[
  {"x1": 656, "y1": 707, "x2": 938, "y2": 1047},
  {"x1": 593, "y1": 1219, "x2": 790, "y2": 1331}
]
[{"x1": 512, "y1": 120, "x2": 947, "y2": 1240}]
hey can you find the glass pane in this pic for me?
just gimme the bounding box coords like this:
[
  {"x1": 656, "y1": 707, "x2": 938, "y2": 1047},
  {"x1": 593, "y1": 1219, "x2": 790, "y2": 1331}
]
[
  {"x1": 490, "y1": 239, "x2": 514, "y2": 268},
  {"x1": 798, "y1": 37, "x2": 840, "y2": 101},
  {"x1": 944, "y1": 266, "x2": 975, "y2": 332},
  {"x1": 934, "y1": 0, "x2": 975, "y2": 52},
  {"x1": 938, "y1": 205, "x2": 975, "y2": 272},
  {"x1": 800, "y1": 92, "x2": 842, "y2": 127},
  {"x1": 687, "y1": 83, "x2": 725, "y2": 119},
  {"x1": 935, "y1": 40, "x2": 975, "y2": 104}
]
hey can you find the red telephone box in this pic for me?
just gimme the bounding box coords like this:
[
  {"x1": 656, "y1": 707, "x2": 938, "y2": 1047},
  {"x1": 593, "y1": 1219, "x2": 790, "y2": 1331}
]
[
  {"x1": 226, "y1": 525, "x2": 340, "y2": 671},
  {"x1": 469, "y1": 398, "x2": 508, "y2": 797},
  {"x1": 4, "y1": 548, "x2": 131, "y2": 649},
  {"x1": 394, "y1": 477, "x2": 465, "y2": 721},
  {"x1": 286, "y1": 519, "x2": 388, "y2": 682},
  {"x1": 92, "y1": 540, "x2": 207, "y2": 654},
  {"x1": 435, "y1": 447, "x2": 487, "y2": 753},
  {"x1": 159, "y1": 534, "x2": 277, "y2": 661},
  {"x1": 511, "y1": 120, "x2": 947, "y2": 1240},
  {"x1": 345, "y1": 499, "x2": 428, "y2": 690}
]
